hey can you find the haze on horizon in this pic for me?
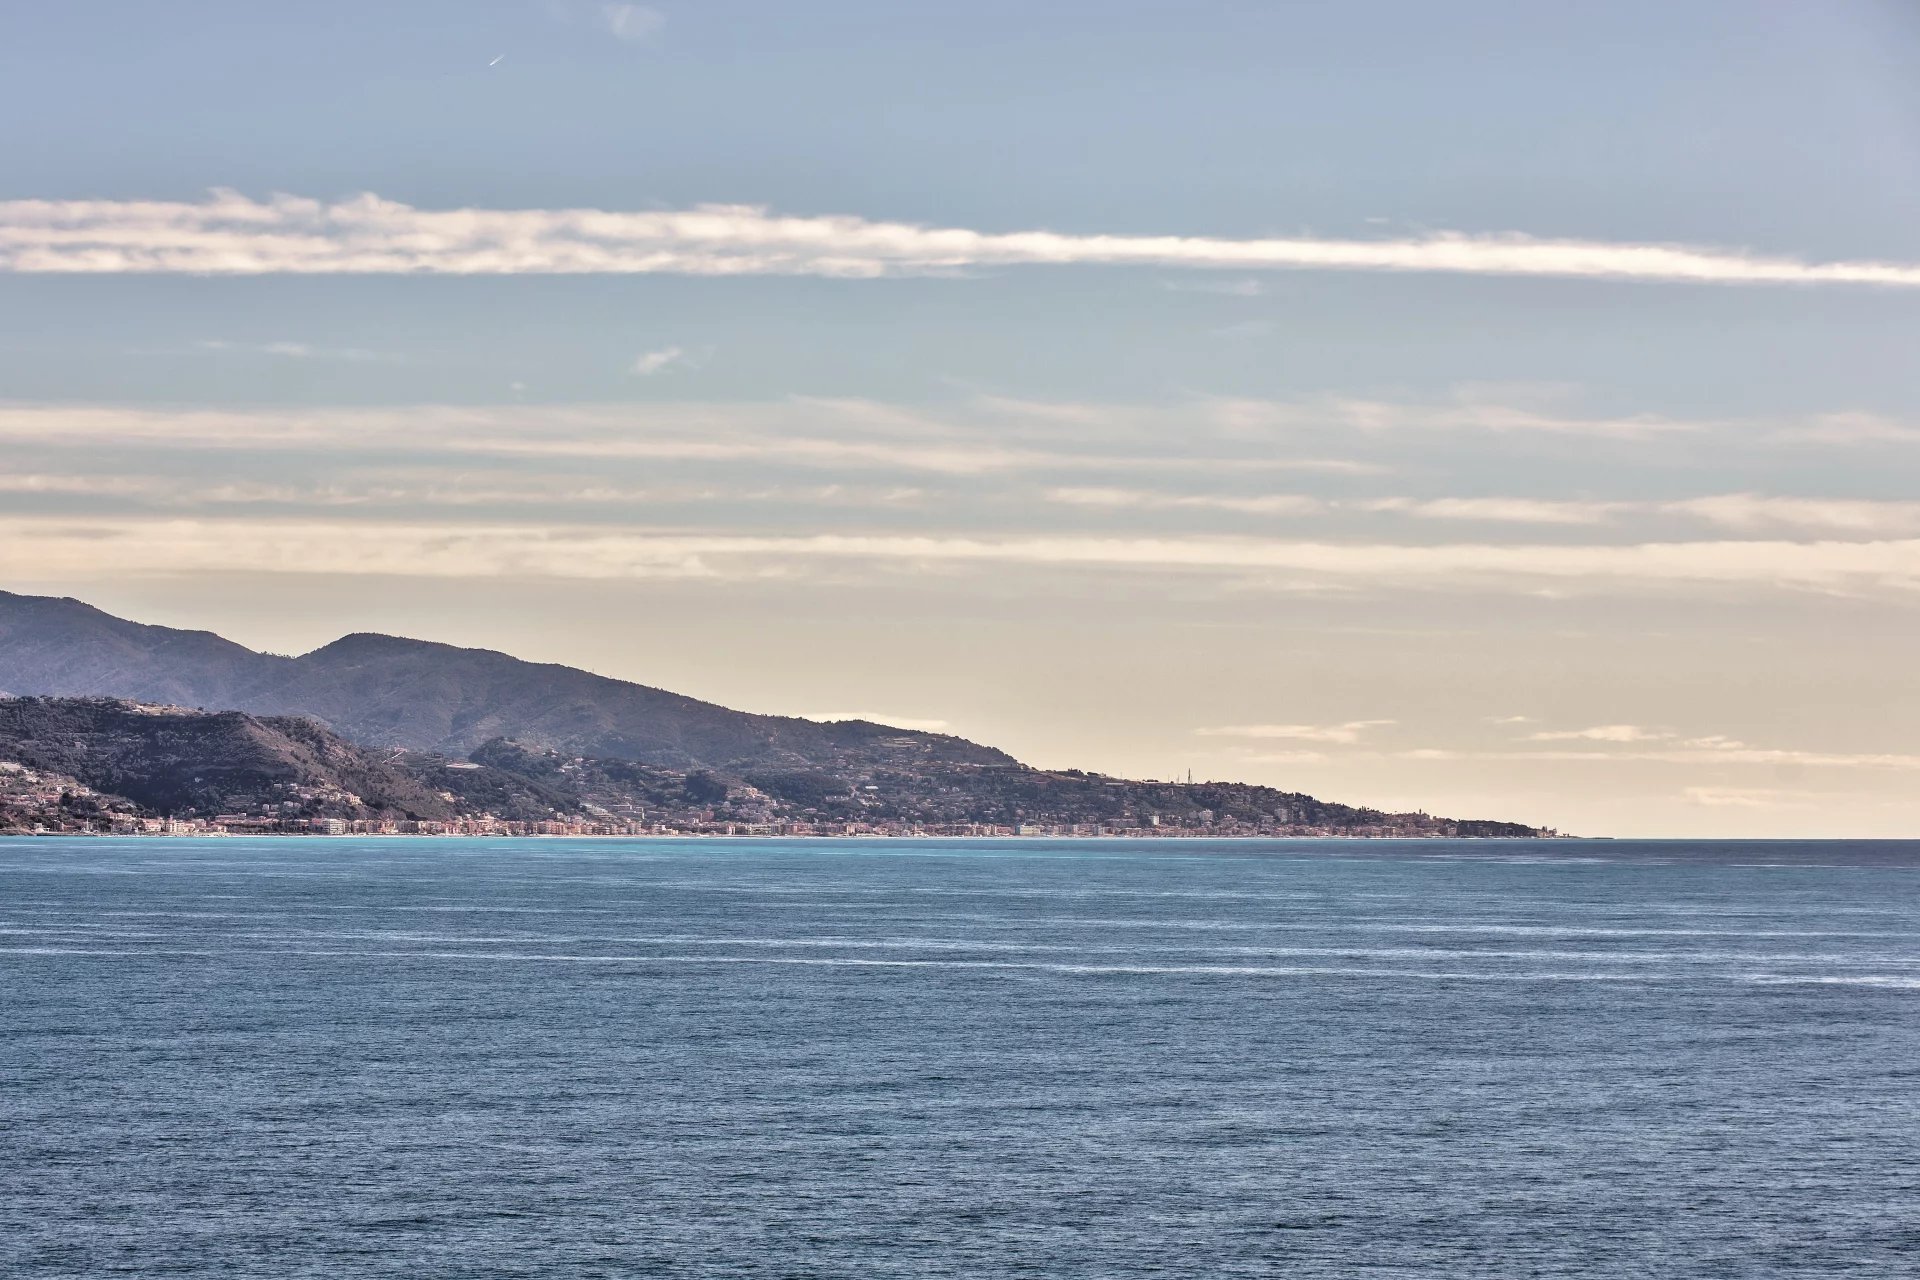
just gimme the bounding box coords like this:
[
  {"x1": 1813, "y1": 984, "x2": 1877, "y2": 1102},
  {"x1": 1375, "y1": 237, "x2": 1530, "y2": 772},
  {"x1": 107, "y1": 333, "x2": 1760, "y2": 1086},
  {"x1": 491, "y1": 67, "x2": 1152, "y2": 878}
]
[{"x1": 2, "y1": 0, "x2": 1916, "y2": 838}]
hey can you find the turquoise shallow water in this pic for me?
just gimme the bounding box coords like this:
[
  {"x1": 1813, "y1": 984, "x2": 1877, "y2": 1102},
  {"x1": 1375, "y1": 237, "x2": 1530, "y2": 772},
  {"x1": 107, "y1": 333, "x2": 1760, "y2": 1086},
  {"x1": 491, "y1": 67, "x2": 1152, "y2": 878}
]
[{"x1": 3, "y1": 836, "x2": 1919, "y2": 1277}]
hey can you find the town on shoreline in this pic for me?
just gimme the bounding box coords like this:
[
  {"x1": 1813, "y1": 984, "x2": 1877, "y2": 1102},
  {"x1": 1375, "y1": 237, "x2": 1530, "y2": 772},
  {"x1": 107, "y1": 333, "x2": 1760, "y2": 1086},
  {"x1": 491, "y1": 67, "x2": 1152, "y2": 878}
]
[{"x1": 7, "y1": 813, "x2": 1543, "y2": 840}]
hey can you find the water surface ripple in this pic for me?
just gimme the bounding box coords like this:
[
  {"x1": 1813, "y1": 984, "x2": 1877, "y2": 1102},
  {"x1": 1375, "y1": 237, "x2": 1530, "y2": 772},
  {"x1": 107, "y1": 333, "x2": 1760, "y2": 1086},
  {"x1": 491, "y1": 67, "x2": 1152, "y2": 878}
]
[{"x1": 4, "y1": 836, "x2": 1918, "y2": 1277}]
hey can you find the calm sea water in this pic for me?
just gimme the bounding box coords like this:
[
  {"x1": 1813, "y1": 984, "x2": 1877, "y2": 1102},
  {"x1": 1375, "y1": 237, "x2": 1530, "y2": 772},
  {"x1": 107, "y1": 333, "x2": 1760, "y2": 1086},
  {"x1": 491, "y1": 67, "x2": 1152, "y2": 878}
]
[{"x1": 3, "y1": 837, "x2": 1918, "y2": 1278}]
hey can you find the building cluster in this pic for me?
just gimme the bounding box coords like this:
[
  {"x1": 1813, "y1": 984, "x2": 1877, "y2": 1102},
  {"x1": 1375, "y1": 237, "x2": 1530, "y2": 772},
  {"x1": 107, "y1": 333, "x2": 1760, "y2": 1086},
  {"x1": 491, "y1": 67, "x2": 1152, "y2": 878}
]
[
  {"x1": 5, "y1": 758, "x2": 1543, "y2": 840},
  {"x1": 0, "y1": 760, "x2": 134, "y2": 833},
  {"x1": 7, "y1": 811, "x2": 1518, "y2": 840}
]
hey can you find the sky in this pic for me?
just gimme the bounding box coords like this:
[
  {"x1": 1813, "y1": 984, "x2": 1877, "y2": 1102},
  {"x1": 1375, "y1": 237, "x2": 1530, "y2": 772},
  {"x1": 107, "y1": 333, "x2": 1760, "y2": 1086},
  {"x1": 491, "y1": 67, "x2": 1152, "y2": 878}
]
[{"x1": 2, "y1": 0, "x2": 1918, "y2": 837}]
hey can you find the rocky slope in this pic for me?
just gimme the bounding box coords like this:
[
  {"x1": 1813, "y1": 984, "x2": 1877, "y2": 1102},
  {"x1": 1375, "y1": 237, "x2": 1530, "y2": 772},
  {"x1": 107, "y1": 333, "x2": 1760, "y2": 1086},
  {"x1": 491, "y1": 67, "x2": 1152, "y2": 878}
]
[
  {"x1": 0, "y1": 592, "x2": 1548, "y2": 837},
  {"x1": 0, "y1": 591, "x2": 1011, "y2": 771}
]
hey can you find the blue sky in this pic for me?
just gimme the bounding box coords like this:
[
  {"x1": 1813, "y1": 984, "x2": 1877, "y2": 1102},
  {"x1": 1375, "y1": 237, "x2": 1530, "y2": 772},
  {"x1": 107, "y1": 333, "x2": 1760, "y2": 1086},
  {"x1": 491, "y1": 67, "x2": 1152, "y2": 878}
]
[{"x1": 2, "y1": 1, "x2": 1918, "y2": 835}]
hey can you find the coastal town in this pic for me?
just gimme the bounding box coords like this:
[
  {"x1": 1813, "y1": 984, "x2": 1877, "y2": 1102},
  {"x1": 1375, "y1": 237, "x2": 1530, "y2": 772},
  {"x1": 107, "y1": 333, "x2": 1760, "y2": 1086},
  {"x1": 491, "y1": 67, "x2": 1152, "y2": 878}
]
[
  {"x1": 0, "y1": 755, "x2": 1531, "y2": 840},
  {"x1": 0, "y1": 604, "x2": 1548, "y2": 843}
]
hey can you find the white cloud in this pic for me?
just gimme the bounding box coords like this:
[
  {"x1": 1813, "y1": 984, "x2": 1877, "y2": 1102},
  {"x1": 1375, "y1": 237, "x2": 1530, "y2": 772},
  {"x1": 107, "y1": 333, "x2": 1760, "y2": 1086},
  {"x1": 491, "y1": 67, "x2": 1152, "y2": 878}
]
[
  {"x1": 193, "y1": 338, "x2": 394, "y2": 362},
  {"x1": 1209, "y1": 395, "x2": 1705, "y2": 439},
  {"x1": 1682, "y1": 734, "x2": 1748, "y2": 751},
  {"x1": 1198, "y1": 720, "x2": 1395, "y2": 744},
  {"x1": 8, "y1": 190, "x2": 1920, "y2": 286},
  {"x1": 1045, "y1": 487, "x2": 1920, "y2": 531},
  {"x1": 1671, "y1": 494, "x2": 1920, "y2": 537},
  {"x1": 0, "y1": 472, "x2": 930, "y2": 511},
  {"x1": 630, "y1": 345, "x2": 688, "y2": 377},
  {"x1": 1239, "y1": 750, "x2": 1332, "y2": 765},
  {"x1": 1046, "y1": 487, "x2": 1325, "y2": 516},
  {"x1": 1527, "y1": 724, "x2": 1669, "y2": 743},
  {"x1": 1680, "y1": 787, "x2": 1814, "y2": 809},
  {"x1": 1055, "y1": 471, "x2": 1920, "y2": 531},
  {"x1": 1044, "y1": 489, "x2": 1624, "y2": 522},
  {"x1": 2, "y1": 517, "x2": 1920, "y2": 598},
  {"x1": 1162, "y1": 277, "x2": 1266, "y2": 296},
  {"x1": 1388, "y1": 497, "x2": 1624, "y2": 525},
  {"x1": 600, "y1": 3, "x2": 665, "y2": 42},
  {"x1": 0, "y1": 474, "x2": 173, "y2": 500},
  {"x1": 1772, "y1": 412, "x2": 1920, "y2": 446},
  {"x1": 0, "y1": 401, "x2": 1382, "y2": 479},
  {"x1": 802, "y1": 712, "x2": 952, "y2": 732},
  {"x1": 1397, "y1": 743, "x2": 1920, "y2": 771}
]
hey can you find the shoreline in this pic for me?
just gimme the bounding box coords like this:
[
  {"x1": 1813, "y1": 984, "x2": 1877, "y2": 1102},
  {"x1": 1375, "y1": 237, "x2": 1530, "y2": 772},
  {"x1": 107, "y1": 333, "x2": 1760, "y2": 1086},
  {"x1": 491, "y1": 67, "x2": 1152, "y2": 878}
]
[{"x1": 2, "y1": 829, "x2": 1565, "y2": 841}]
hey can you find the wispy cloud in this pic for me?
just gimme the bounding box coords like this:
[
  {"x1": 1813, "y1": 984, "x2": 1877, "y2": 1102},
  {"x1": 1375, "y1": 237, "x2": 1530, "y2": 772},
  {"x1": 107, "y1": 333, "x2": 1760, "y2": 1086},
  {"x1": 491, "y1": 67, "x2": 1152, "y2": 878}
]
[
  {"x1": 1526, "y1": 724, "x2": 1669, "y2": 743},
  {"x1": 8, "y1": 191, "x2": 1920, "y2": 286},
  {"x1": 1403, "y1": 745, "x2": 1920, "y2": 771},
  {"x1": 1197, "y1": 720, "x2": 1395, "y2": 744},
  {"x1": 1047, "y1": 487, "x2": 1325, "y2": 516},
  {"x1": 1207, "y1": 394, "x2": 1706, "y2": 439},
  {"x1": 1047, "y1": 488, "x2": 1627, "y2": 524},
  {"x1": 1680, "y1": 786, "x2": 1814, "y2": 809},
  {"x1": 1671, "y1": 494, "x2": 1920, "y2": 537},
  {"x1": 1049, "y1": 486, "x2": 1920, "y2": 532},
  {"x1": 1, "y1": 517, "x2": 1919, "y2": 597},
  {"x1": 193, "y1": 338, "x2": 396, "y2": 362},
  {"x1": 600, "y1": 3, "x2": 665, "y2": 42},
  {"x1": 1382, "y1": 497, "x2": 1624, "y2": 525},
  {"x1": 630, "y1": 345, "x2": 689, "y2": 377},
  {"x1": 1162, "y1": 277, "x2": 1266, "y2": 296},
  {"x1": 1238, "y1": 750, "x2": 1332, "y2": 765},
  {"x1": 0, "y1": 402, "x2": 1382, "y2": 478},
  {"x1": 0, "y1": 474, "x2": 167, "y2": 497},
  {"x1": 0, "y1": 471, "x2": 928, "y2": 511}
]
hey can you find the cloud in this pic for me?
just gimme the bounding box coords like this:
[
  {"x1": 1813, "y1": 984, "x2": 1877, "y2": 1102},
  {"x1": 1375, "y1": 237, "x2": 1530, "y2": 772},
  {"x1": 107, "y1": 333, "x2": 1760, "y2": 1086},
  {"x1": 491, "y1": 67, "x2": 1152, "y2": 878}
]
[
  {"x1": 0, "y1": 471, "x2": 929, "y2": 511},
  {"x1": 630, "y1": 345, "x2": 688, "y2": 377},
  {"x1": 1207, "y1": 395, "x2": 1706, "y2": 439},
  {"x1": 0, "y1": 474, "x2": 167, "y2": 498},
  {"x1": 1526, "y1": 724, "x2": 1669, "y2": 743},
  {"x1": 1046, "y1": 487, "x2": 1325, "y2": 516},
  {"x1": 193, "y1": 338, "x2": 395, "y2": 363},
  {"x1": 1198, "y1": 720, "x2": 1395, "y2": 744},
  {"x1": 0, "y1": 401, "x2": 1383, "y2": 479},
  {"x1": 1671, "y1": 494, "x2": 1920, "y2": 537},
  {"x1": 1772, "y1": 412, "x2": 1920, "y2": 446},
  {"x1": 802, "y1": 712, "x2": 952, "y2": 733},
  {"x1": 3, "y1": 517, "x2": 1920, "y2": 598},
  {"x1": 1162, "y1": 278, "x2": 1266, "y2": 296},
  {"x1": 1405, "y1": 746, "x2": 1920, "y2": 771},
  {"x1": 1680, "y1": 786, "x2": 1815, "y2": 809},
  {"x1": 1049, "y1": 488, "x2": 1628, "y2": 524},
  {"x1": 1238, "y1": 750, "x2": 1332, "y2": 765},
  {"x1": 600, "y1": 4, "x2": 665, "y2": 42},
  {"x1": 1053, "y1": 485, "x2": 1920, "y2": 532},
  {"x1": 8, "y1": 190, "x2": 1920, "y2": 286},
  {"x1": 1385, "y1": 497, "x2": 1623, "y2": 525}
]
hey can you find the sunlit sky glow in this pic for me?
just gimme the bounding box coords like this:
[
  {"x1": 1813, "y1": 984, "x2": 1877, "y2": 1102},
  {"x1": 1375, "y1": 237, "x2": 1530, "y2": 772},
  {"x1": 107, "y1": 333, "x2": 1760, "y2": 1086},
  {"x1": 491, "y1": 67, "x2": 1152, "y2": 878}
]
[{"x1": 3, "y1": 0, "x2": 1917, "y2": 836}]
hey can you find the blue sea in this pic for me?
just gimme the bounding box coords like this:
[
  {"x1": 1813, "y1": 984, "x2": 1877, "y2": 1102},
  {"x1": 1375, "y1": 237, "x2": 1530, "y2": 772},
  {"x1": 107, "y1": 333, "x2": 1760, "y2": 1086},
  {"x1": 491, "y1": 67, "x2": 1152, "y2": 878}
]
[{"x1": 4, "y1": 837, "x2": 1918, "y2": 1278}]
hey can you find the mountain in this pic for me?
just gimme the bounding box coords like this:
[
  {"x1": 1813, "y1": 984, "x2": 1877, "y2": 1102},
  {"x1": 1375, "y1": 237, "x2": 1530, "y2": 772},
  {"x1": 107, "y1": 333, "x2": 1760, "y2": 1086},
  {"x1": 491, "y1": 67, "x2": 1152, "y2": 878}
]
[
  {"x1": 0, "y1": 695, "x2": 786, "y2": 833},
  {"x1": 0, "y1": 591, "x2": 271, "y2": 709},
  {"x1": 0, "y1": 591, "x2": 1549, "y2": 837},
  {"x1": 0, "y1": 696, "x2": 1543, "y2": 838},
  {"x1": 0, "y1": 591, "x2": 1012, "y2": 772},
  {"x1": 0, "y1": 696, "x2": 457, "y2": 822}
]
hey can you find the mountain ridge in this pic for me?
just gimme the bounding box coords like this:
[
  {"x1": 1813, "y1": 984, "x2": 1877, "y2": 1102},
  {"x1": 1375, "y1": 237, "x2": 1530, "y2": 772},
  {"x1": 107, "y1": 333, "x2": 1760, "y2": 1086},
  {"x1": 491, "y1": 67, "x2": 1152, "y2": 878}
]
[
  {"x1": 0, "y1": 589, "x2": 1015, "y2": 772},
  {"x1": 0, "y1": 589, "x2": 1550, "y2": 837}
]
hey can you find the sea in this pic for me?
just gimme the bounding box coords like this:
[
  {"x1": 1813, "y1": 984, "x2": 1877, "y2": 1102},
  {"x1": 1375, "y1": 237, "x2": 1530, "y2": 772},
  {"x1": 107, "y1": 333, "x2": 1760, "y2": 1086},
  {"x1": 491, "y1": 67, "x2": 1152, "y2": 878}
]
[{"x1": 3, "y1": 836, "x2": 1918, "y2": 1278}]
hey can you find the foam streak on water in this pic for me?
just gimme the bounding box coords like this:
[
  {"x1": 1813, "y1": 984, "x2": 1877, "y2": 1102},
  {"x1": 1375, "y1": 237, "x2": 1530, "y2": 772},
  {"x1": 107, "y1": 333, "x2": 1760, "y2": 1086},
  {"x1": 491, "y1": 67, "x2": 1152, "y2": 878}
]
[{"x1": 3, "y1": 835, "x2": 1918, "y2": 1278}]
